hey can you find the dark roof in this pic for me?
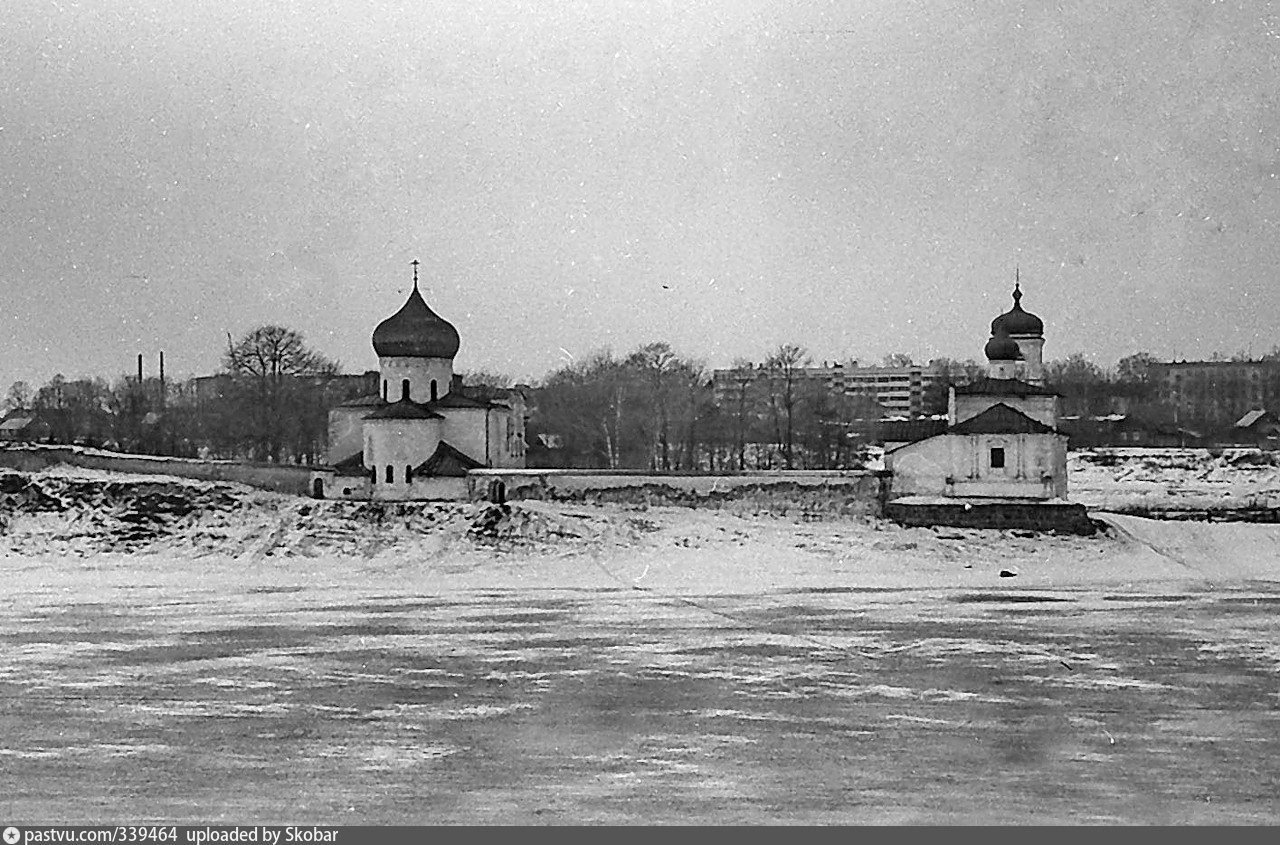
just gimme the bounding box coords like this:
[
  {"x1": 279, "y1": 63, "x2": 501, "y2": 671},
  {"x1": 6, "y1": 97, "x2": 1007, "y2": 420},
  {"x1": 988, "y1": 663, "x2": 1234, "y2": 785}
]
[
  {"x1": 426, "y1": 390, "x2": 503, "y2": 410},
  {"x1": 989, "y1": 283, "x2": 1044, "y2": 337},
  {"x1": 332, "y1": 452, "x2": 368, "y2": 477},
  {"x1": 950, "y1": 403, "x2": 1057, "y2": 435},
  {"x1": 879, "y1": 418, "x2": 948, "y2": 444},
  {"x1": 363, "y1": 400, "x2": 444, "y2": 421},
  {"x1": 414, "y1": 441, "x2": 484, "y2": 477},
  {"x1": 337, "y1": 394, "x2": 386, "y2": 409},
  {"x1": 955, "y1": 377, "x2": 1059, "y2": 397},
  {"x1": 371, "y1": 284, "x2": 461, "y2": 359}
]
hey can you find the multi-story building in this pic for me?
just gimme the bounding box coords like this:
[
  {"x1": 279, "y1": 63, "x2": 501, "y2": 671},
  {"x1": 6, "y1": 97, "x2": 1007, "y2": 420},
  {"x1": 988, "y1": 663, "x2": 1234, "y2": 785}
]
[
  {"x1": 1150, "y1": 359, "x2": 1280, "y2": 431},
  {"x1": 711, "y1": 361, "x2": 945, "y2": 417}
]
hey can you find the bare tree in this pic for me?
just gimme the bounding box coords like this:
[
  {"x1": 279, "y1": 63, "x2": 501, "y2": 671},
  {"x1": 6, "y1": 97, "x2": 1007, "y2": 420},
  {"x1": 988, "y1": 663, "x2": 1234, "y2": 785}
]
[
  {"x1": 223, "y1": 326, "x2": 338, "y2": 462},
  {"x1": 3, "y1": 381, "x2": 32, "y2": 414},
  {"x1": 763, "y1": 343, "x2": 810, "y2": 469}
]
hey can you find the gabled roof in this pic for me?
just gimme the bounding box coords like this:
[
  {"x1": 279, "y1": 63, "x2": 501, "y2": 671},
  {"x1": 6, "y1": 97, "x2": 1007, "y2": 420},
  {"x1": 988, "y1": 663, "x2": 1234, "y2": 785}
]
[
  {"x1": 955, "y1": 377, "x2": 1059, "y2": 397},
  {"x1": 363, "y1": 400, "x2": 444, "y2": 421},
  {"x1": 414, "y1": 441, "x2": 485, "y2": 477},
  {"x1": 0, "y1": 416, "x2": 35, "y2": 431},
  {"x1": 950, "y1": 402, "x2": 1057, "y2": 435}
]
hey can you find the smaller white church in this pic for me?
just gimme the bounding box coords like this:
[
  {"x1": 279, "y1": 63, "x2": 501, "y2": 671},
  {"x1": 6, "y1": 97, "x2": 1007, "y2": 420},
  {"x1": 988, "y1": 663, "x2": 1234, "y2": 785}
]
[
  {"x1": 887, "y1": 281, "x2": 1069, "y2": 501},
  {"x1": 312, "y1": 262, "x2": 526, "y2": 501}
]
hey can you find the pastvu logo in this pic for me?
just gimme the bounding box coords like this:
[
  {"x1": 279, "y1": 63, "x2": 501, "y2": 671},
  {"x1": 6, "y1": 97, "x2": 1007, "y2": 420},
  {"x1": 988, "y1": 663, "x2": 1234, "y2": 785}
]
[{"x1": 3, "y1": 827, "x2": 20, "y2": 845}]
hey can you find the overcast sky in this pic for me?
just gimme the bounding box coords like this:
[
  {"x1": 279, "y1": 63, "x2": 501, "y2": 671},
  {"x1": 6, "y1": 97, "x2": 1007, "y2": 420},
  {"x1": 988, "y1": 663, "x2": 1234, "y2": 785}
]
[{"x1": 3, "y1": 0, "x2": 1279, "y2": 389}]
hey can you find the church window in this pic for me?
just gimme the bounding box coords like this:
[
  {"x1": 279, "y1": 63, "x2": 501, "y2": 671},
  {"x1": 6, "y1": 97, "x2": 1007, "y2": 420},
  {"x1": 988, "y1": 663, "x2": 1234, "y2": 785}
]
[
  {"x1": 405, "y1": 464, "x2": 413, "y2": 484},
  {"x1": 382, "y1": 380, "x2": 387, "y2": 400},
  {"x1": 386, "y1": 465, "x2": 394, "y2": 483},
  {"x1": 430, "y1": 379, "x2": 438, "y2": 401},
  {"x1": 990, "y1": 447, "x2": 1005, "y2": 469},
  {"x1": 401, "y1": 379, "x2": 410, "y2": 401}
]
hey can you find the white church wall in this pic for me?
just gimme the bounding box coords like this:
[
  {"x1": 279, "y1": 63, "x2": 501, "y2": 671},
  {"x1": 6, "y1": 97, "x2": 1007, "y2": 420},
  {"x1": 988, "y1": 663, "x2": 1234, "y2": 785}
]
[
  {"x1": 364, "y1": 417, "x2": 442, "y2": 500},
  {"x1": 378, "y1": 356, "x2": 454, "y2": 403},
  {"x1": 441, "y1": 408, "x2": 491, "y2": 465},
  {"x1": 885, "y1": 436, "x2": 952, "y2": 497},
  {"x1": 888, "y1": 432, "x2": 1069, "y2": 500}
]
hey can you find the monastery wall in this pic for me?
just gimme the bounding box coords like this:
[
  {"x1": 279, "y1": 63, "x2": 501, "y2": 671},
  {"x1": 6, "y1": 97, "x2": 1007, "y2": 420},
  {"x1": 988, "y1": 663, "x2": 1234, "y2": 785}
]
[
  {"x1": 466, "y1": 469, "x2": 891, "y2": 517},
  {"x1": 0, "y1": 445, "x2": 315, "y2": 495}
]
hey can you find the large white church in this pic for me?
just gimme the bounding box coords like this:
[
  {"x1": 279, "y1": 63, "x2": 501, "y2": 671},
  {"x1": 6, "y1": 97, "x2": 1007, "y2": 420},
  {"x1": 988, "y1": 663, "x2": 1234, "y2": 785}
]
[
  {"x1": 886, "y1": 281, "x2": 1069, "y2": 501},
  {"x1": 312, "y1": 263, "x2": 526, "y2": 501}
]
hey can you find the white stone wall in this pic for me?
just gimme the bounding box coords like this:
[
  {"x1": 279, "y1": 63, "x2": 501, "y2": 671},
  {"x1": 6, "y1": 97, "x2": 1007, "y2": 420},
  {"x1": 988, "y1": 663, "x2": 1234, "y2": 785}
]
[
  {"x1": 363, "y1": 417, "x2": 443, "y2": 500},
  {"x1": 441, "y1": 407, "x2": 491, "y2": 465},
  {"x1": 888, "y1": 432, "x2": 1068, "y2": 499},
  {"x1": 377, "y1": 356, "x2": 454, "y2": 403}
]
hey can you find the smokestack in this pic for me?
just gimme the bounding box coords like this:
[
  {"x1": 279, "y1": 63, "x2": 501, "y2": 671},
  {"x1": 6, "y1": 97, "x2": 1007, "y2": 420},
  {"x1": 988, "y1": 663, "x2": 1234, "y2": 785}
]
[
  {"x1": 137, "y1": 353, "x2": 143, "y2": 384},
  {"x1": 159, "y1": 351, "x2": 166, "y2": 408}
]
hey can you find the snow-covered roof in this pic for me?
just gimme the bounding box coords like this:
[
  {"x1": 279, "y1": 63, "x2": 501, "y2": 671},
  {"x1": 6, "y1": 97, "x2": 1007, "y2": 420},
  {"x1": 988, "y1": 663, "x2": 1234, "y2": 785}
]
[{"x1": 1235, "y1": 409, "x2": 1268, "y2": 428}]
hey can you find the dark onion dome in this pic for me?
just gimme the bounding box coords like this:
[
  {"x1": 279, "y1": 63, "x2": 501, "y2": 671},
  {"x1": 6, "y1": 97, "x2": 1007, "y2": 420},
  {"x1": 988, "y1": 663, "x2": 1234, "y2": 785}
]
[
  {"x1": 372, "y1": 284, "x2": 461, "y2": 359},
  {"x1": 984, "y1": 331, "x2": 1023, "y2": 361},
  {"x1": 990, "y1": 283, "x2": 1044, "y2": 337}
]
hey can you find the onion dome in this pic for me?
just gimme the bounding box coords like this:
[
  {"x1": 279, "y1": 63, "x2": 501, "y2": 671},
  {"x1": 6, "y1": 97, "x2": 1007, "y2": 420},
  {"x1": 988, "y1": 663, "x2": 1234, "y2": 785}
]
[
  {"x1": 990, "y1": 282, "x2": 1044, "y2": 337},
  {"x1": 984, "y1": 330, "x2": 1023, "y2": 361},
  {"x1": 371, "y1": 263, "x2": 461, "y2": 359}
]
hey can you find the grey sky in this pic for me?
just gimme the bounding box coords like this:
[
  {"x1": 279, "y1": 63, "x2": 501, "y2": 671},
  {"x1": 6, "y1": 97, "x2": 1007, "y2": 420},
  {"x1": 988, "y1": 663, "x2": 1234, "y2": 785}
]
[{"x1": 3, "y1": 0, "x2": 1278, "y2": 390}]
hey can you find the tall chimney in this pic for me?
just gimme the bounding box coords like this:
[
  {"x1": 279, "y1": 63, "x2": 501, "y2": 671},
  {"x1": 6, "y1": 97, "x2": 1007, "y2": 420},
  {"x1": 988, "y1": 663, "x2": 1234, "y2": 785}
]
[
  {"x1": 159, "y1": 351, "x2": 166, "y2": 408},
  {"x1": 137, "y1": 353, "x2": 143, "y2": 384}
]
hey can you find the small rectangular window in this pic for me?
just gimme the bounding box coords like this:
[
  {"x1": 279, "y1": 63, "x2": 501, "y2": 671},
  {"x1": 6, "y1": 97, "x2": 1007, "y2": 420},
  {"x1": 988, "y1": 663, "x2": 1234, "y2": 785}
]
[{"x1": 990, "y1": 447, "x2": 1005, "y2": 469}]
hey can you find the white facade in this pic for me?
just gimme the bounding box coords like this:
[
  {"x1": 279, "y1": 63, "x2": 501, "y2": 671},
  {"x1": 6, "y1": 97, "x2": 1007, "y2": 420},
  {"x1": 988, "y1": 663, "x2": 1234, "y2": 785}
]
[
  {"x1": 889, "y1": 432, "x2": 1067, "y2": 499},
  {"x1": 315, "y1": 269, "x2": 526, "y2": 501},
  {"x1": 377, "y1": 356, "x2": 454, "y2": 404}
]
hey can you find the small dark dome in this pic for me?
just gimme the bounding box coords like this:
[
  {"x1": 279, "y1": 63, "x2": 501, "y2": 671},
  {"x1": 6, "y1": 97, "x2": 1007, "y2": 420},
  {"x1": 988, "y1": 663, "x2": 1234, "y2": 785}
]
[
  {"x1": 990, "y1": 283, "x2": 1044, "y2": 337},
  {"x1": 372, "y1": 286, "x2": 460, "y2": 359},
  {"x1": 984, "y1": 332, "x2": 1023, "y2": 361}
]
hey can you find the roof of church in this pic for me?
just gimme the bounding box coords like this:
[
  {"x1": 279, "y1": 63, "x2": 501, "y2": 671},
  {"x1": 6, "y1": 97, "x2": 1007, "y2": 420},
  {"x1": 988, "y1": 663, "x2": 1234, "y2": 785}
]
[
  {"x1": 332, "y1": 452, "x2": 368, "y2": 477},
  {"x1": 426, "y1": 390, "x2": 505, "y2": 410},
  {"x1": 371, "y1": 265, "x2": 461, "y2": 359},
  {"x1": 955, "y1": 377, "x2": 1059, "y2": 397},
  {"x1": 337, "y1": 394, "x2": 385, "y2": 409},
  {"x1": 950, "y1": 403, "x2": 1057, "y2": 435},
  {"x1": 414, "y1": 441, "x2": 484, "y2": 477},
  {"x1": 990, "y1": 282, "x2": 1044, "y2": 337},
  {"x1": 363, "y1": 399, "x2": 444, "y2": 421}
]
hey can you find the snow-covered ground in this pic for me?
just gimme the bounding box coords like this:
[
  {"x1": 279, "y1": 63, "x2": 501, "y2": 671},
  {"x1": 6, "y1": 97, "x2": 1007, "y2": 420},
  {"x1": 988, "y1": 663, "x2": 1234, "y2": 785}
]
[{"x1": 1070, "y1": 447, "x2": 1280, "y2": 513}]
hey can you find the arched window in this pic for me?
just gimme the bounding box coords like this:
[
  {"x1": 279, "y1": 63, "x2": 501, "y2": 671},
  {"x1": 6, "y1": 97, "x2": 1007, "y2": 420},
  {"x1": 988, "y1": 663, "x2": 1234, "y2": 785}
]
[
  {"x1": 370, "y1": 468, "x2": 377, "y2": 485},
  {"x1": 405, "y1": 464, "x2": 413, "y2": 484},
  {"x1": 381, "y1": 380, "x2": 387, "y2": 400},
  {"x1": 385, "y1": 465, "x2": 394, "y2": 483},
  {"x1": 401, "y1": 378, "x2": 410, "y2": 401},
  {"x1": 430, "y1": 379, "x2": 438, "y2": 401}
]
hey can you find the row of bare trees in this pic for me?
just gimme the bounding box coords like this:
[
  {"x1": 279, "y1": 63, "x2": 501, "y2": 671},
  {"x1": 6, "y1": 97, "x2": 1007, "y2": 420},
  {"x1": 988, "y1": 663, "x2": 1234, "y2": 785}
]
[
  {"x1": 529, "y1": 342, "x2": 884, "y2": 471},
  {"x1": 2, "y1": 326, "x2": 355, "y2": 464}
]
